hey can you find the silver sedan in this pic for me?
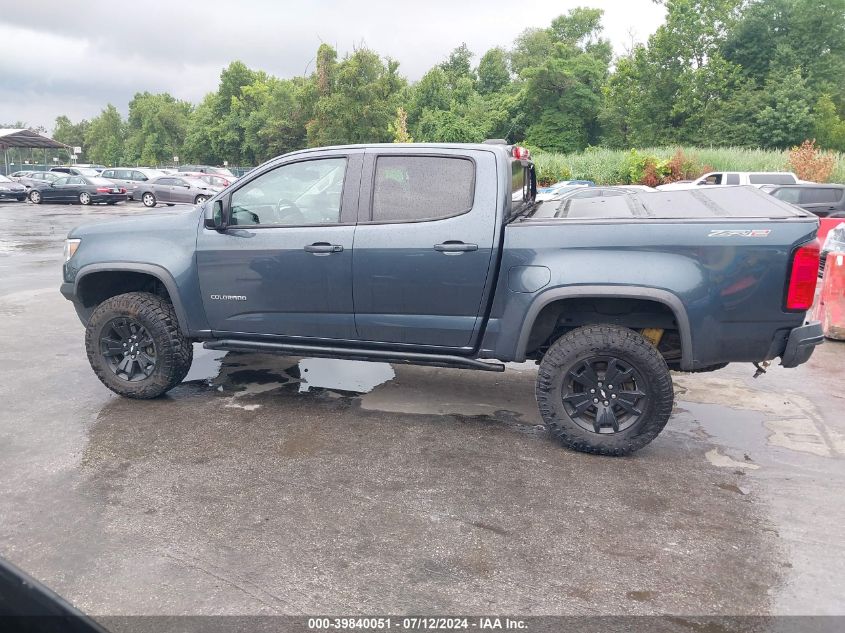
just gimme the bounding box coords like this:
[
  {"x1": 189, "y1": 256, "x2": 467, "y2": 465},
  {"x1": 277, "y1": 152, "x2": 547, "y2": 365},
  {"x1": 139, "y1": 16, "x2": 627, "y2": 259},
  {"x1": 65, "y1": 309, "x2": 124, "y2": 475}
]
[{"x1": 138, "y1": 176, "x2": 222, "y2": 207}]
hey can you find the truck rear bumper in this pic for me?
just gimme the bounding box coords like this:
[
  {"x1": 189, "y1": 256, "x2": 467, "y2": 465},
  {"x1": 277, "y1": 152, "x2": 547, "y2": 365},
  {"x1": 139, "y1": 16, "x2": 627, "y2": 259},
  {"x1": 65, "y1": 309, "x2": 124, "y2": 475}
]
[{"x1": 780, "y1": 321, "x2": 824, "y2": 368}]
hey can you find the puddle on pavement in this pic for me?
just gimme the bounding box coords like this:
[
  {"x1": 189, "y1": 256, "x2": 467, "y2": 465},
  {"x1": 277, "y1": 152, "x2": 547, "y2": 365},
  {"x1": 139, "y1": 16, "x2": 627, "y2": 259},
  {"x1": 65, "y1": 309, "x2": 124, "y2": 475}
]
[
  {"x1": 673, "y1": 374, "x2": 845, "y2": 459},
  {"x1": 180, "y1": 350, "x2": 540, "y2": 434},
  {"x1": 297, "y1": 357, "x2": 394, "y2": 393},
  {"x1": 184, "y1": 348, "x2": 395, "y2": 397}
]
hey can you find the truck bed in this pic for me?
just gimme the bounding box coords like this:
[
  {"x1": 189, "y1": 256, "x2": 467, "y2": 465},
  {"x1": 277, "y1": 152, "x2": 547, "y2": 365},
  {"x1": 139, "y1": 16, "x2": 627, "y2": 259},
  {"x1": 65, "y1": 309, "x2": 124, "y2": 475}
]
[{"x1": 526, "y1": 185, "x2": 811, "y2": 221}]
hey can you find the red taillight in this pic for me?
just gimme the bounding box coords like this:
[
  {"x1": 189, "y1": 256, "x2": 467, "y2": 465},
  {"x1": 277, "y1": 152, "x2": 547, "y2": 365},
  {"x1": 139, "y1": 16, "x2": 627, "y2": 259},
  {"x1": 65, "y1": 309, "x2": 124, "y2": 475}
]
[
  {"x1": 786, "y1": 239, "x2": 820, "y2": 311},
  {"x1": 512, "y1": 145, "x2": 530, "y2": 160},
  {"x1": 96, "y1": 187, "x2": 110, "y2": 193}
]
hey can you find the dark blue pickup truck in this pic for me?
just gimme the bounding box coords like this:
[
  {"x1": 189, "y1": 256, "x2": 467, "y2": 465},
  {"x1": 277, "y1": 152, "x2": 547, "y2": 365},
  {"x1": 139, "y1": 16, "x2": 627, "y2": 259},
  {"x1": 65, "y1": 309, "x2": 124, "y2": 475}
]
[{"x1": 60, "y1": 142, "x2": 823, "y2": 455}]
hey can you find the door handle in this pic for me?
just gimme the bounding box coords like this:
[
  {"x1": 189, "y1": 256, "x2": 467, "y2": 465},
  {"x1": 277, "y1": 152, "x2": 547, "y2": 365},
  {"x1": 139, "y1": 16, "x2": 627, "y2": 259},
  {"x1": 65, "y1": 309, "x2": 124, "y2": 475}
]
[
  {"x1": 304, "y1": 242, "x2": 343, "y2": 254},
  {"x1": 434, "y1": 241, "x2": 478, "y2": 253}
]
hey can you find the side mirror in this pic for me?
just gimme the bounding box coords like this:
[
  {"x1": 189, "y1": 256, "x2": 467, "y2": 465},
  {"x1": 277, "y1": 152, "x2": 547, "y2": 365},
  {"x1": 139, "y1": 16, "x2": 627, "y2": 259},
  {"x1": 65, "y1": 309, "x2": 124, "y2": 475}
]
[{"x1": 205, "y1": 199, "x2": 227, "y2": 231}]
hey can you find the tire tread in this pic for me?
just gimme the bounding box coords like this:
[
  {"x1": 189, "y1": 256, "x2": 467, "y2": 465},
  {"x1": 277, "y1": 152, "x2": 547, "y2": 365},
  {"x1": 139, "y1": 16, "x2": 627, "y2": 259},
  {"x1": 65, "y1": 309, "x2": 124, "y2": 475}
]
[
  {"x1": 536, "y1": 324, "x2": 674, "y2": 456},
  {"x1": 85, "y1": 292, "x2": 192, "y2": 399}
]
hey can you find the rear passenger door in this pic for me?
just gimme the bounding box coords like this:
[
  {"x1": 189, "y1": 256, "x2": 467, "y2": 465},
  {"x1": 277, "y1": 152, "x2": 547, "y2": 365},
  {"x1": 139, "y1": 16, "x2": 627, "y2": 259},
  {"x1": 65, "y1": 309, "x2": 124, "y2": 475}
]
[{"x1": 352, "y1": 149, "x2": 499, "y2": 349}]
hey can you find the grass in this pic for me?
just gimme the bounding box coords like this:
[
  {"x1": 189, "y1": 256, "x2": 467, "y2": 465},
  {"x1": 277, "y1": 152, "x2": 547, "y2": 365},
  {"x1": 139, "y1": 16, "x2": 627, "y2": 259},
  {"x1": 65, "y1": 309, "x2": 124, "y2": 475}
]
[{"x1": 532, "y1": 145, "x2": 845, "y2": 186}]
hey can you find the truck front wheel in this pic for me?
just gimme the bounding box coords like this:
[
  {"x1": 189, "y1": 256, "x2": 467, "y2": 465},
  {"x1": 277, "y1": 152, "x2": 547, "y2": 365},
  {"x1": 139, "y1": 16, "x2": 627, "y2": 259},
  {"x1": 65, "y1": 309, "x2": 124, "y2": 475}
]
[
  {"x1": 84, "y1": 292, "x2": 193, "y2": 399},
  {"x1": 536, "y1": 325, "x2": 674, "y2": 456}
]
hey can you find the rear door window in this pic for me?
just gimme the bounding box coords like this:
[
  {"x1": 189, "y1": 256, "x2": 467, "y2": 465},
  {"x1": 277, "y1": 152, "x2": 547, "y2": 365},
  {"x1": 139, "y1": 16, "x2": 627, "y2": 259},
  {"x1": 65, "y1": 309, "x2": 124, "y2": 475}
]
[
  {"x1": 801, "y1": 188, "x2": 840, "y2": 204},
  {"x1": 749, "y1": 173, "x2": 796, "y2": 184},
  {"x1": 371, "y1": 156, "x2": 474, "y2": 222},
  {"x1": 725, "y1": 173, "x2": 740, "y2": 185}
]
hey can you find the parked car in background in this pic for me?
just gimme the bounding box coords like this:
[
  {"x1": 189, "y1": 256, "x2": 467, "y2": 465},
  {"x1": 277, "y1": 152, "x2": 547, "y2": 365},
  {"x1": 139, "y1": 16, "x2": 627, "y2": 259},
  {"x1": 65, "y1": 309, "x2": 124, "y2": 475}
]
[
  {"x1": 0, "y1": 174, "x2": 28, "y2": 201},
  {"x1": 761, "y1": 184, "x2": 845, "y2": 218},
  {"x1": 538, "y1": 185, "x2": 655, "y2": 205},
  {"x1": 9, "y1": 170, "x2": 34, "y2": 180},
  {"x1": 657, "y1": 171, "x2": 802, "y2": 190},
  {"x1": 100, "y1": 168, "x2": 165, "y2": 200},
  {"x1": 15, "y1": 170, "x2": 63, "y2": 189},
  {"x1": 28, "y1": 175, "x2": 127, "y2": 205},
  {"x1": 178, "y1": 164, "x2": 237, "y2": 179},
  {"x1": 50, "y1": 166, "x2": 101, "y2": 177},
  {"x1": 137, "y1": 175, "x2": 222, "y2": 207},
  {"x1": 179, "y1": 171, "x2": 235, "y2": 188}
]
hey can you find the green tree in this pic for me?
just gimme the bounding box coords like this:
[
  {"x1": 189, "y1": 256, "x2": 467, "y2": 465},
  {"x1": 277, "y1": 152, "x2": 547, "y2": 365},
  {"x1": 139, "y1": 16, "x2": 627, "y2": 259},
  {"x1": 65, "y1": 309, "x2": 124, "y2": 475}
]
[
  {"x1": 306, "y1": 47, "x2": 406, "y2": 146},
  {"x1": 510, "y1": 28, "x2": 554, "y2": 76},
  {"x1": 52, "y1": 116, "x2": 89, "y2": 157},
  {"x1": 439, "y1": 43, "x2": 475, "y2": 88},
  {"x1": 519, "y1": 7, "x2": 611, "y2": 152},
  {"x1": 722, "y1": 0, "x2": 845, "y2": 106},
  {"x1": 812, "y1": 94, "x2": 845, "y2": 151},
  {"x1": 85, "y1": 104, "x2": 124, "y2": 166},
  {"x1": 125, "y1": 92, "x2": 192, "y2": 165},
  {"x1": 754, "y1": 69, "x2": 815, "y2": 148},
  {"x1": 477, "y1": 47, "x2": 510, "y2": 95}
]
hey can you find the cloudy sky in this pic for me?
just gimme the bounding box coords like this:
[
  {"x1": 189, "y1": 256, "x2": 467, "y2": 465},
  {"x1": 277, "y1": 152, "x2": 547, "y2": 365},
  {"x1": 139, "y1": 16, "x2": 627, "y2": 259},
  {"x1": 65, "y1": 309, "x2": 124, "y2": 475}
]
[{"x1": 0, "y1": 0, "x2": 665, "y2": 133}]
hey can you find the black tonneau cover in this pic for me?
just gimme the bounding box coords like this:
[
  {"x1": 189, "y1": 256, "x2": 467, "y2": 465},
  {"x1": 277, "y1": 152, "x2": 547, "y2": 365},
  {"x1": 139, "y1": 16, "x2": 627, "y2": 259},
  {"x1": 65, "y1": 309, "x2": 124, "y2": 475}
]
[{"x1": 528, "y1": 185, "x2": 810, "y2": 221}]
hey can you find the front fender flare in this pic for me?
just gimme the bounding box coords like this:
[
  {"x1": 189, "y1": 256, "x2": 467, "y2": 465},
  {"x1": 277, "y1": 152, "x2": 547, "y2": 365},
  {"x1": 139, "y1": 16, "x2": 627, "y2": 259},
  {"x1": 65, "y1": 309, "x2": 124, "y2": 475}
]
[
  {"x1": 514, "y1": 285, "x2": 694, "y2": 370},
  {"x1": 73, "y1": 262, "x2": 192, "y2": 336}
]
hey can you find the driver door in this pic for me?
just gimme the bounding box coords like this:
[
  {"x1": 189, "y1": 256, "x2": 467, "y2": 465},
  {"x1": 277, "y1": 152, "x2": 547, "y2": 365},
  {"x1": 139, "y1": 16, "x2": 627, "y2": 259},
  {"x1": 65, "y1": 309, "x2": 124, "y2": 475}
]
[{"x1": 196, "y1": 150, "x2": 362, "y2": 341}]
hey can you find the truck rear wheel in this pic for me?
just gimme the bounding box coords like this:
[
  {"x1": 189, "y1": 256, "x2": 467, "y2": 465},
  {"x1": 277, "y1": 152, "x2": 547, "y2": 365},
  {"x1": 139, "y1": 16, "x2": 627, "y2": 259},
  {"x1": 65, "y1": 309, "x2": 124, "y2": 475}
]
[
  {"x1": 536, "y1": 325, "x2": 674, "y2": 456},
  {"x1": 85, "y1": 292, "x2": 193, "y2": 399}
]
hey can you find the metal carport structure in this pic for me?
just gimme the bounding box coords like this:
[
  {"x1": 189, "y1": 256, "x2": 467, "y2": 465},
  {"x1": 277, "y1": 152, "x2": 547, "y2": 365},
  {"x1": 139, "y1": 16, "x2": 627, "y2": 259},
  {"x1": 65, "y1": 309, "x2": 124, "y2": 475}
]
[{"x1": 0, "y1": 129, "x2": 70, "y2": 175}]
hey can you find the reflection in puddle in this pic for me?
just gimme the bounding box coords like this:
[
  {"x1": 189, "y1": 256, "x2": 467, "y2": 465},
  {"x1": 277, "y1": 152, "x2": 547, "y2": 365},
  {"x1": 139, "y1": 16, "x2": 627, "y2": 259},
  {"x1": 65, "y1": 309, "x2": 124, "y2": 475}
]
[
  {"x1": 185, "y1": 348, "x2": 395, "y2": 396},
  {"x1": 183, "y1": 346, "x2": 227, "y2": 383},
  {"x1": 297, "y1": 358, "x2": 394, "y2": 394}
]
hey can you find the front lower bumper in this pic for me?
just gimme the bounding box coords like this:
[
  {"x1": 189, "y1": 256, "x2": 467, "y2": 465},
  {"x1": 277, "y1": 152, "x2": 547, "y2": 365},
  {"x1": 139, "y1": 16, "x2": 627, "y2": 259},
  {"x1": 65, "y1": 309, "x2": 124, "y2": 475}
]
[{"x1": 780, "y1": 321, "x2": 824, "y2": 368}]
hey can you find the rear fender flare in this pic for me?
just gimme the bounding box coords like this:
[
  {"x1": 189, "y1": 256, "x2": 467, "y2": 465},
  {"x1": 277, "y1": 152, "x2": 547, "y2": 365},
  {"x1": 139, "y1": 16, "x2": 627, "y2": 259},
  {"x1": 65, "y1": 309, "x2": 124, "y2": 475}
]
[{"x1": 515, "y1": 285, "x2": 693, "y2": 369}]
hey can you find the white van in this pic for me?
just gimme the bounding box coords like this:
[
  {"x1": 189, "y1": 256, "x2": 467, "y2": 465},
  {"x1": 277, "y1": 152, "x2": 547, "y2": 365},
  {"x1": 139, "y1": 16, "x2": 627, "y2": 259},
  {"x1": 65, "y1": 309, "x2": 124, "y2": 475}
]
[{"x1": 657, "y1": 171, "x2": 803, "y2": 191}]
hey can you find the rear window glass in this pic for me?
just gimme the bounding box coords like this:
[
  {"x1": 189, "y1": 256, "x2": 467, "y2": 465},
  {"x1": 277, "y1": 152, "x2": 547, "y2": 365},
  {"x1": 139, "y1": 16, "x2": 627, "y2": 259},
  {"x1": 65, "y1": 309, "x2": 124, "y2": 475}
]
[
  {"x1": 372, "y1": 156, "x2": 474, "y2": 222},
  {"x1": 802, "y1": 188, "x2": 841, "y2": 204},
  {"x1": 749, "y1": 173, "x2": 796, "y2": 184},
  {"x1": 773, "y1": 188, "x2": 801, "y2": 203}
]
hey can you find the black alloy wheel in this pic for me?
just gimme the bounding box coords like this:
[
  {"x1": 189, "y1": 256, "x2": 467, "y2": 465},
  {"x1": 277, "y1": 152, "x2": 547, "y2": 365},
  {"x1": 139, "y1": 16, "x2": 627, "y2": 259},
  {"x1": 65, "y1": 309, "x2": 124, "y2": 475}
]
[
  {"x1": 561, "y1": 356, "x2": 646, "y2": 434},
  {"x1": 100, "y1": 317, "x2": 157, "y2": 381}
]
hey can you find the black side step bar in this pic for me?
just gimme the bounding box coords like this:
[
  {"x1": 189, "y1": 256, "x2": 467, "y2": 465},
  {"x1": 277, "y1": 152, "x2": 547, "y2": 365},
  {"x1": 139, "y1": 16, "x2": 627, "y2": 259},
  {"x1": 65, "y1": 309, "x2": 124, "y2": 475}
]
[{"x1": 203, "y1": 339, "x2": 505, "y2": 372}]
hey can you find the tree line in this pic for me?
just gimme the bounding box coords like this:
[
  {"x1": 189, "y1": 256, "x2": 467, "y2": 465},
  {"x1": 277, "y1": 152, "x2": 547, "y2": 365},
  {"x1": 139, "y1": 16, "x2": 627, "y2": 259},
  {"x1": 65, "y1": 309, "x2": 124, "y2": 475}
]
[{"x1": 18, "y1": 0, "x2": 845, "y2": 167}]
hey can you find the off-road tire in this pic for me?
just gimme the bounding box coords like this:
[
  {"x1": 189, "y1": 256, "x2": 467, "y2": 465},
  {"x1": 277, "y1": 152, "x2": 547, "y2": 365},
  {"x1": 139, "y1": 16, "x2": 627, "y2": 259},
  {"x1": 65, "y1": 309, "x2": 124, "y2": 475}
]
[
  {"x1": 85, "y1": 292, "x2": 193, "y2": 398},
  {"x1": 536, "y1": 324, "x2": 674, "y2": 456}
]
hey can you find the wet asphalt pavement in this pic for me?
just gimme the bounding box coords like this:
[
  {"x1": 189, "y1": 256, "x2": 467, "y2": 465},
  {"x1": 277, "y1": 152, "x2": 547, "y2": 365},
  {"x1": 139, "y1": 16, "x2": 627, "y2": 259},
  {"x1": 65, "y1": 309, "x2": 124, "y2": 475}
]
[{"x1": 0, "y1": 199, "x2": 844, "y2": 617}]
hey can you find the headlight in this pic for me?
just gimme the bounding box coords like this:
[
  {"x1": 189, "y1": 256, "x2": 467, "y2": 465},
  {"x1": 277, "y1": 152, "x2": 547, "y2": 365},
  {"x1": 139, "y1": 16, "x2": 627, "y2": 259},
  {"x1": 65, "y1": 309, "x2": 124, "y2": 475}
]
[{"x1": 64, "y1": 238, "x2": 81, "y2": 261}]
